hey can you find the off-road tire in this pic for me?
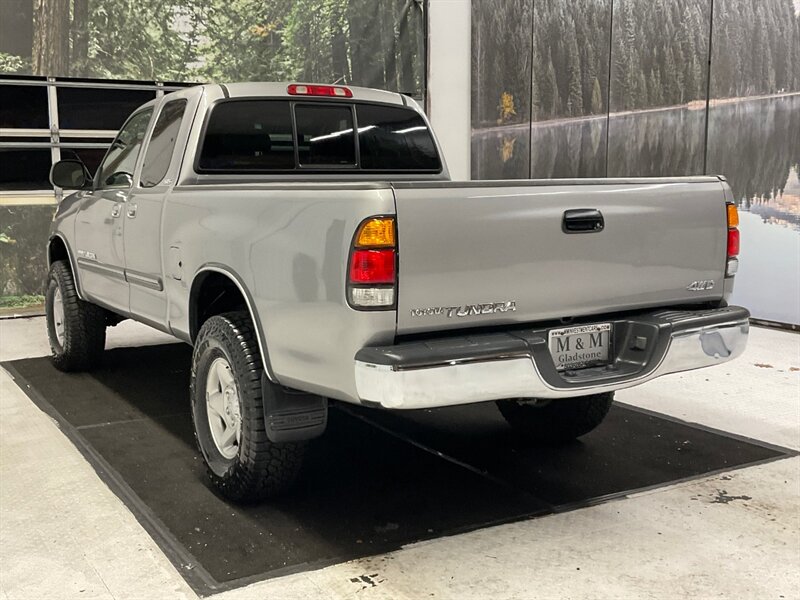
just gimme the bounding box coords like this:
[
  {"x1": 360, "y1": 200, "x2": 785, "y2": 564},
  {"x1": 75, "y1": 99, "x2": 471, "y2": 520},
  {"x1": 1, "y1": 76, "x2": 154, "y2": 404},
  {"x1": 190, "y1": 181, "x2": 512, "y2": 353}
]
[
  {"x1": 45, "y1": 260, "x2": 107, "y2": 372},
  {"x1": 190, "y1": 312, "x2": 306, "y2": 503},
  {"x1": 496, "y1": 392, "x2": 614, "y2": 445}
]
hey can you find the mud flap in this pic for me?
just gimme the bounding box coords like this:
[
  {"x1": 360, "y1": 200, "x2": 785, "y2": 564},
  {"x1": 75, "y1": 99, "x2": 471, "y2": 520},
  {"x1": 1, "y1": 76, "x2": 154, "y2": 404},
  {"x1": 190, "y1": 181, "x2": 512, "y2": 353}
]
[{"x1": 262, "y1": 374, "x2": 328, "y2": 443}]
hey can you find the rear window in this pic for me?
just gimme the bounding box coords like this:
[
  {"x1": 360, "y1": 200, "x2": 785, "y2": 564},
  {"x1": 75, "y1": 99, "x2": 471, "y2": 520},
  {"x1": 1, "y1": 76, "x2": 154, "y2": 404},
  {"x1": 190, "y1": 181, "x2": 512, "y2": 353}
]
[
  {"x1": 196, "y1": 100, "x2": 440, "y2": 173},
  {"x1": 356, "y1": 104, "x2": 440, "y2": 171},
  {"x1": 295, "y1": 104, "x2": 355, "y2": 167}
]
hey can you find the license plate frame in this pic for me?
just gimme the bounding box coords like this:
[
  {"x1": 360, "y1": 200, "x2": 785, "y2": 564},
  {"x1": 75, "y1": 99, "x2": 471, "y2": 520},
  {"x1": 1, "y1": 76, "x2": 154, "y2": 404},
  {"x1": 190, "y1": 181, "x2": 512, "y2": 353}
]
[{"x1": 548, "y1": 323, "x2": 613, "y2": 372}]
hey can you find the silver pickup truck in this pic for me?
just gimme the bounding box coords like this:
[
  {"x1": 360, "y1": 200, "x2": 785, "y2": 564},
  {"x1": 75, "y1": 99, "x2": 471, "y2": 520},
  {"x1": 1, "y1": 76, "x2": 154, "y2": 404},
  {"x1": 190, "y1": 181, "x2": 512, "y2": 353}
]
[{"x1": 46, "y1": 82, "x2": 749, "y2": 502}]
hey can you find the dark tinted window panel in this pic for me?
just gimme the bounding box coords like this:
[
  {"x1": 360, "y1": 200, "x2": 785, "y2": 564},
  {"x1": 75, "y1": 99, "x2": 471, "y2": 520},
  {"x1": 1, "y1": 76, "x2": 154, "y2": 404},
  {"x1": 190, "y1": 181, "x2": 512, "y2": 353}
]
[
  {"x1": 55, "y1": 76, "x2": 157, "y2": 86},
  {"x1": 95, "y1": 109, "x2": 153, "y2": 188},
  {"x1": 141, "y1": 99, "x2": 187, "y2": 187},
  {"x1": 356, "y1": 104, "x2": 440, "y2": 171},
  {"x1": 0, "y1": 137, "x2": 49, "y2": 144},
  {"x1": 198, "y1": 101, "x2": 294, "y2": 171},
  {"x1": 59, "y1": 137, "x2": 115, "y2": 145},
  {"x1": 57, "y1": 87, "x2": 155, "y2": 130},
  {"x1": 59, "y1": 148, "x2": 109, "y2": 178},
  {"x1": 161, "y1": 82, "x2": 199, "y2": 89},
  {"x1": 0, "y1": 85, "x2": 48, "y2": 128},
  {"x1": 295, "y1": 104, "x2": 355, "y2": 167},
  {"x1": 0, "y1": 149, "x2": 52, "y2": 190}
]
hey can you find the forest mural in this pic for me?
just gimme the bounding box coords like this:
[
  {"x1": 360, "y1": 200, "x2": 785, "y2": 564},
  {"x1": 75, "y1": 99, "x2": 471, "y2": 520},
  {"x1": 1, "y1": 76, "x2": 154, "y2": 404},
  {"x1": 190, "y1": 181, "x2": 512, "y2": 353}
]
[
  {"x1": 472, "y1": 0, "x2": 800, "y2": 324},
  {"x1": 0, "y1": 0, "x2": 423, "y2": 307},
  {"x1": 0, "y1": 0, "x2": 425, "y2": 94}
]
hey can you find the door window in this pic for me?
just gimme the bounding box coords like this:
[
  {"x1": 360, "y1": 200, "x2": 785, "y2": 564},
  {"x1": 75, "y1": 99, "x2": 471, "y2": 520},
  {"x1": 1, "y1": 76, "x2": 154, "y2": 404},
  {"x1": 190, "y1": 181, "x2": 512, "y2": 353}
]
[
  {"x1": 141, "y1": 99, "x2": 187, "y2": 187},
  {"x1": 95, "y1": 108, "x2": 153, "y2": 189}
]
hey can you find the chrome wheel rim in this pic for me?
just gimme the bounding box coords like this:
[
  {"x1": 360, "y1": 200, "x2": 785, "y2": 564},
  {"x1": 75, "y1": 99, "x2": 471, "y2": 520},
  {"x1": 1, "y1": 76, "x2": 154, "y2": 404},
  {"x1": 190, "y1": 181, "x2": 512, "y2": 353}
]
[
  {"x1": 205, "y1": 357, "x2": 242, "y2": 459},
  {"x1": 52, "y1": 287, "x2": 65, "y2": 347}
]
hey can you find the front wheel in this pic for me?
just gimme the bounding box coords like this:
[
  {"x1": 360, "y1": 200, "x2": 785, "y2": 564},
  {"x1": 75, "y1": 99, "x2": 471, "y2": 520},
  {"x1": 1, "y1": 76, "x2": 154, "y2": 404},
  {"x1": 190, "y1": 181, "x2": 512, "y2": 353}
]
[
  {"x1": 190, "y1": 312, "x2": 306, "y2": 503},
  {"x1": 496, "y1": 392, "x2": 614, "y2": 445},
  {"x1": 45, "y1": 260, "x2": 107, "y2": 371}
]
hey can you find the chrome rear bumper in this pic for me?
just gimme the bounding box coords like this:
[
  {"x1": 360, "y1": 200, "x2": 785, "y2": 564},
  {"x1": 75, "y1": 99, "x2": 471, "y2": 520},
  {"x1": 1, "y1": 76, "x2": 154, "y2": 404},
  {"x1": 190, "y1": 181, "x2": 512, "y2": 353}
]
[{"x1": 354, "y1": 306, "x2": 749, "y2": 409}]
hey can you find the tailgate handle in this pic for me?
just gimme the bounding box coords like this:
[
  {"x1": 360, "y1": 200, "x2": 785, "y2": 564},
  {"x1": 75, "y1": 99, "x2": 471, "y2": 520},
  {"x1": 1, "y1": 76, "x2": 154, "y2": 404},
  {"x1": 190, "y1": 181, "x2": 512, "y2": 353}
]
[{"x1": 563, "y1": 209, "x2": 604, "y2": 233}]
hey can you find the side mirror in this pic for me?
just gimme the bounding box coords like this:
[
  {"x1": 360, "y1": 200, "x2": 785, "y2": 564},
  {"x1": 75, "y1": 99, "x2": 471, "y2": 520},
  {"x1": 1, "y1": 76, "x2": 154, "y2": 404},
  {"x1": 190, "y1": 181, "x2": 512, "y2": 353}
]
[{"x1": 50, "y1": 159, "x2": 91, "y2": 189}]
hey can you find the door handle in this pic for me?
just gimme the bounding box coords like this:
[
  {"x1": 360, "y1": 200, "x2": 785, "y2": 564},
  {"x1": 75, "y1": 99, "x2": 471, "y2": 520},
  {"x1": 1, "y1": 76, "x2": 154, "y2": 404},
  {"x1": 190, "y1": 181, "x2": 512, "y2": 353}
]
[
  {"x1": 110, "y1": 203, "x2": 122, "y2": 218},
  {"x1": 563, "y1": 209, "x2": 604, "y2": 233},
  {"x1": 126, "y1": 203, "x2": 138, "y2": 218}
]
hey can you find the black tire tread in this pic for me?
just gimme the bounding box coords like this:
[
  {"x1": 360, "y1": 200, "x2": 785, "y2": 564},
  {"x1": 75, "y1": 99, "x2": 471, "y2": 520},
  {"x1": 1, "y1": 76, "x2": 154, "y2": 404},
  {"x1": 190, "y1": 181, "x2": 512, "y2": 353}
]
[
  {"x1": 46, "y1": 260, "x2": 106, "y2": 372},
  {"x1": 496, "y1": 392, "x2": 614, "y2": 445},
  {"x1": 190, "y1": 312, "x2": 305, "y2": 503}
]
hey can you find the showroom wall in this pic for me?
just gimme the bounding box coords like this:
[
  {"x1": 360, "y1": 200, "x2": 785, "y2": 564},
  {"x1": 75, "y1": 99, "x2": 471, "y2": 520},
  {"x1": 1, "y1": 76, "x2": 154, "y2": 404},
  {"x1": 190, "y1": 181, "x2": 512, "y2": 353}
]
[
  {"x1": 472, "y1": 0, "x2": 800, "y2": 325},
  {"x1": 0, "y1": 0, "x2": 425, "y2": 307}
]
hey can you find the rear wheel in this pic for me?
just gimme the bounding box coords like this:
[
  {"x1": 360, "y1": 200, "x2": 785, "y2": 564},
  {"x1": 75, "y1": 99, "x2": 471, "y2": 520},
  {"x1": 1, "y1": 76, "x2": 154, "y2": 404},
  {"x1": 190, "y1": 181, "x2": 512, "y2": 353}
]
[
  {"x1": 45, "y1": 260, "x2": 106, "y2": 371},
  {"x1": 496, "y1": 392, "x2": 614, "y2": 445},
  {"x1": 190, "y1": 312, "x2": 306, "y2": 503}
]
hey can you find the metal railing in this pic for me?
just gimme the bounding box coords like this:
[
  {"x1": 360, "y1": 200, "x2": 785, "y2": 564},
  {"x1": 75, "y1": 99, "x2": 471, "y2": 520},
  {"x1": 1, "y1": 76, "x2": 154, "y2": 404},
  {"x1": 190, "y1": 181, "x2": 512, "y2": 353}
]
[{"x1": 0, "y1": 76, "x2": 192, "y2": 202}]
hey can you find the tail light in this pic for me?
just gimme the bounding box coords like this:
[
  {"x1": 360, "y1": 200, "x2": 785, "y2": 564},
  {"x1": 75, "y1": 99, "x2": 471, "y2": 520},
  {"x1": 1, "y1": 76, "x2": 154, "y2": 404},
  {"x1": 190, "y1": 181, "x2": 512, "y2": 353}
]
[
  {"x1": 726, "y1": 202, "x2": 739, "y2": 276},
  {"x1": 348, "y1": 217, "x2": 396, "y2": 309},
  {"x1": 350, "y1": 250, "x2": 395, "y2": 283}
]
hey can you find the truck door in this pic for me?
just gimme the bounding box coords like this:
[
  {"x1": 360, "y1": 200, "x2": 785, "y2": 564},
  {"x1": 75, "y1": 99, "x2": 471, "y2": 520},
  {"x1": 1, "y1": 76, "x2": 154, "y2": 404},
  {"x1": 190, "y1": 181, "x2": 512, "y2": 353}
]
[
  {"x1": 123, "y1": 98, "x2": 188, "y2": 329},
  {"x1": 75, "y1": 107, "x2": 153, "y2": 314}
]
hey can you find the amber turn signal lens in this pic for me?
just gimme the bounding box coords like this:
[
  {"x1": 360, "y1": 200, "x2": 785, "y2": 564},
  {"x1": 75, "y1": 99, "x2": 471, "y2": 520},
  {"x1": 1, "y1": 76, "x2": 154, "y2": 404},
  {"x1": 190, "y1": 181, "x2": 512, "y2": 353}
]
[
  {"x1": 356, "y1": 218, "x2": 395, "y2": 247},
  {"x1": 726, "y1": 203, "x2": 739, "y2": 228}
]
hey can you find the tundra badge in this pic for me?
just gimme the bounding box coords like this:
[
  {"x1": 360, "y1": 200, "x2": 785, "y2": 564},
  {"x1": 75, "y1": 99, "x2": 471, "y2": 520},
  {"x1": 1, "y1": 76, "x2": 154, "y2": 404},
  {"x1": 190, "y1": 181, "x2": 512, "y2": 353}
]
[{"x1": 410, "y1": 301, "x2": 517, "y2": 318}]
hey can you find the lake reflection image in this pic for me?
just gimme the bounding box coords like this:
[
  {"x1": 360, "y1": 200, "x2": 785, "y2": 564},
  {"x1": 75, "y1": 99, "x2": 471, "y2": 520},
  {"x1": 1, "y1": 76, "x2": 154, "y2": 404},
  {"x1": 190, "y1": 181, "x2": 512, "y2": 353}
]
[
  {"x1": 709, "y1": 94, "x2": 800, "y2": 324},
  {"x1": 472, "y1": 94, "x2": 800, "y2": 185},
  {"x1": 748, "y1": 167, "x2": 800, "y2": 231},
  {"x1": 470, "y1": 93, "x2": 800, "y2": 323},
  {"x1": 708, "y1": 95, "x2": 800, "y2": 218}
]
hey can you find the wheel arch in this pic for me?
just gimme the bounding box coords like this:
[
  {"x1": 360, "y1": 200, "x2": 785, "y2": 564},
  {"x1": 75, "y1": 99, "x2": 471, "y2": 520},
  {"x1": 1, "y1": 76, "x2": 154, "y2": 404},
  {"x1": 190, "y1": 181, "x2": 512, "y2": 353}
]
[
  {"x1": 47, "y1": 234, "x2": 84, "y2": 299},
  {"x1": 189, "y1": 264, "x2": 275, "y2": 381}
]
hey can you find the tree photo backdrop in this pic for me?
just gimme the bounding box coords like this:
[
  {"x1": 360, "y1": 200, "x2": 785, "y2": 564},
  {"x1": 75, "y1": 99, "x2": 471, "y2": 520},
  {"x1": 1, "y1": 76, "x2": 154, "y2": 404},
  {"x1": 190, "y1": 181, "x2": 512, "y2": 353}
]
[
  {"x1": 0, "y1": 0, "x2": 424, "y2": 306},
  {"x1": 472, "y1": 0, "x2": 800, "y2": 324},
  {"x1": 0, "y1": 0, "x2": 425, "y2": 94}
]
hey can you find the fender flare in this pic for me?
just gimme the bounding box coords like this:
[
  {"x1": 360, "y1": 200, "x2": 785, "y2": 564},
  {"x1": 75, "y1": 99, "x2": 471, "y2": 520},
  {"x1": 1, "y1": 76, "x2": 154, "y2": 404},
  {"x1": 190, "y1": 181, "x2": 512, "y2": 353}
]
[
  {"x1": 47, "y1": 234, "x2": 85, "y2": 300},
  {"x1": 189, "y1": 263, "x2": 276, "y2": 382}
]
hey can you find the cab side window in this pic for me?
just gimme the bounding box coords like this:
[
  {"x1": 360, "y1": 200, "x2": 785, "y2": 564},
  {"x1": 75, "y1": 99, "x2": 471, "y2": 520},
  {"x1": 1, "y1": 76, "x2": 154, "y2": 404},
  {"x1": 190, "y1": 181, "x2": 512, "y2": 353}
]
[
  {"x1": 140, "y1": 99, "x2": 187, "y2": 187},
  {"x1": 95, "y1": 108, "x2": 153, "y2": 189}
]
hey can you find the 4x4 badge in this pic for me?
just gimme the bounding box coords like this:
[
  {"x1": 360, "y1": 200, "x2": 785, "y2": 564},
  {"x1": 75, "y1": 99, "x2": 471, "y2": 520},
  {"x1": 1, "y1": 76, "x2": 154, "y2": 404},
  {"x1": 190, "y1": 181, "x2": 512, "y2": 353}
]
[{"x1": 686, "y1": 280, "x2": 715, "y2": 291}]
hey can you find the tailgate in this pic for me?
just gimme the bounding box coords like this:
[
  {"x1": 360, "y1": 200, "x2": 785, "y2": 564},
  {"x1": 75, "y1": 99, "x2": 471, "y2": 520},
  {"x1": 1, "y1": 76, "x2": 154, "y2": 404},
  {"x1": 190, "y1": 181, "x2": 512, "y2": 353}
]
[{"x1": 393, "y1": 178, "x2": 728, "y2": 334}]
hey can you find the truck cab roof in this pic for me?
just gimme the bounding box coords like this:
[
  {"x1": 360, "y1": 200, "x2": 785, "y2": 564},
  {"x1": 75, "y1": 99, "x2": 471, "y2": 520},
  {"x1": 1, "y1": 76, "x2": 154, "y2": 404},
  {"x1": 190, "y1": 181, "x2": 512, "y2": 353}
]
[{"x1": 218, "y1": 82, "x2": 409, "y2": 107}]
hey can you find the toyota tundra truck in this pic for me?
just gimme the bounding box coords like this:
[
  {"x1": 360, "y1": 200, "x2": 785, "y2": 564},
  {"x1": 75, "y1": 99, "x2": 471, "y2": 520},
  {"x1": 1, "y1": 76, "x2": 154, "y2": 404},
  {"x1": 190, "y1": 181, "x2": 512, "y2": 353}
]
[{"x1": 45, "y1": 82, "x2": 749, "y2": 502}]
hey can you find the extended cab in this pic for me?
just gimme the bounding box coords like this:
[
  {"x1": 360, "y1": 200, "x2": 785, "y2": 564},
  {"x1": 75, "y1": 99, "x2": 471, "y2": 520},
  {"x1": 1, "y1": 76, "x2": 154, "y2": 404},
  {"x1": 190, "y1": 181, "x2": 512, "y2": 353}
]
[{"x1": 46, "y1": 82, "x2": 749, "y2": 502}]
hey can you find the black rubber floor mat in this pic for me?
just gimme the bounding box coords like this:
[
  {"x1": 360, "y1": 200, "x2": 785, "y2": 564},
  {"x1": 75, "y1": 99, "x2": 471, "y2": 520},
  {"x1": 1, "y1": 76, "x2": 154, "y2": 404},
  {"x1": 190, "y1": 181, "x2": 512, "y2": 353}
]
[
  {"x1": 344, "y1": 400, "x2": 787, "y2": 509},
  {"x1": 3, "y1": 344, "x2": 792, "y2": 596}
]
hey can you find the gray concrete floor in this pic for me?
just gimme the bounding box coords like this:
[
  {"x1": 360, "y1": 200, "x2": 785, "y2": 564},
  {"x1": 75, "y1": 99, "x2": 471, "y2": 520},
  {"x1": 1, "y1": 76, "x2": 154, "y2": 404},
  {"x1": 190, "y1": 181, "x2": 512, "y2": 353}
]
[{"x1": 1, "y1": 317, "x2": 798, "y2": 600}]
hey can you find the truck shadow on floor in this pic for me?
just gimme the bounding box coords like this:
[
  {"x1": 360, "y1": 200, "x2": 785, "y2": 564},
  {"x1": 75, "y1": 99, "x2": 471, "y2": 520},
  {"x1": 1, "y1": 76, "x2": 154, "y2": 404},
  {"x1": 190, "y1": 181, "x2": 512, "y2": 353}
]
[{"x1": 3, "y1": 343, "x2": 791, "y2": 594}]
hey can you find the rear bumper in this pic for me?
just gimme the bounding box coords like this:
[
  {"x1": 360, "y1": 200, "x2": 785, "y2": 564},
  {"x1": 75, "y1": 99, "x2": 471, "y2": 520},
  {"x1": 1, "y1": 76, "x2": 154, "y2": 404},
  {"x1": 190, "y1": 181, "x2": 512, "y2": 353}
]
[{"x1": 354, "y1": 306, "x2": 750, "y2": 409}]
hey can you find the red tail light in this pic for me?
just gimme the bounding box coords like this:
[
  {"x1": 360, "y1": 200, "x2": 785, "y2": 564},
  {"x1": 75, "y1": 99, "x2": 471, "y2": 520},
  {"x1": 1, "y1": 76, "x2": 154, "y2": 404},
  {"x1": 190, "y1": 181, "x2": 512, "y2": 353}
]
[
  {"x1": 349, "y1": 249, "x2": 396, "y2": 284},
  {"x1": 725, "y1": 202, "x2": 740, "y2": 276},
  {"x1": 348, "y1": 217, "x2": 397, "y2": 309},
  {"x1": 727, "y1": 228, "x2": 740, "y2": 257},
  {"x1": 287, "y1": 84, "x2": 353, "y2": 98}
]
